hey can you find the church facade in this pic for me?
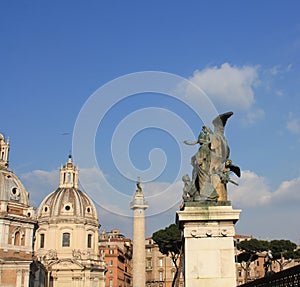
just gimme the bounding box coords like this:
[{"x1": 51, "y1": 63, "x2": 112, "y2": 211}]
[{"x1": 0, "y1": 134, "x2": 107, "y2": 287}]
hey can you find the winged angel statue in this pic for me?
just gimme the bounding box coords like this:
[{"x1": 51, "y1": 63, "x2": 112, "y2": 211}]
[{"x1": 182, "y1": 112, "x2": 240, "y2": 203}]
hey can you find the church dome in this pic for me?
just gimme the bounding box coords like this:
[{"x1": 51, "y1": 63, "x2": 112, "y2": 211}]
[
  {"x1": 0, "y1": 168, "x2": 29, "y2": 205},
  {"x1": 37, "y1": 156, "x2": 98, "y2": 225},
  {"x1": 0, "y1": 134, "x2": 29, "y2": 206},
  {"x1": 0, "y1": 134, "x2": 34, "y2": 218}
]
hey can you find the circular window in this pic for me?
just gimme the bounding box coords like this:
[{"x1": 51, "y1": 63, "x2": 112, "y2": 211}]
[
  {"x1": 44, "y1": 207, "x2": 48, "y2": 212},
  {"x1": 12, "y1": 187, "x2": 18, "y2": 195},
  {"x1": 87, "y1": 207, "x2": 91, "y2": 213},
  {"x1": 65, "y1": 205, "x2": 71, "y2": 211},
  {"x1": 27, "y1": 212, "x2": 31, "y2": 217}
]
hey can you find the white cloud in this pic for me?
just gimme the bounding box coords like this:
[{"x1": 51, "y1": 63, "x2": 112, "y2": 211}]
[
  {"x1": 21, "y1": 169, "x2": 58, "y2": 207},
  {"x1": 228, "y1": 170, "x2": 271, "y2": 207},
  {"x1": 71, "y1": 166, "x2": 183, "y2": 218},
  {"x1": 269, "y1": 64, "x2": 293, "y2": 75},
  {"x1": 143, "y1": 180, "x2": 183, "y2": 213},
  {"x1": 242, "y1": 108, "x2": 265, "y2": 125},
  {"x1": 286, "y1": 113, "x2": 300, "y2": 134},
  {"x1": 78, "y1": 167, "x2": 132, "y2": 215},
  {"x1": 272, "y1": 177, "x2": 300, "y2": 203},
  {"x1": 270, "y1": 65, "x2": 280, "y2": 75},
  {"x1": 275, "y1": 90, "x2": 284, "y2": 97},
  {"x1": 187, "y1": 63, "x2": 259, "y2": 110},
  {"x1": 228, "y1": 170, "x2": 300, "y2": 207},
  {"x1": 286, "y1": 63, "x2": 293, "y2": 72},
  {"x1": 22, "y1": 169, "x2": 58, "y2": 187}
]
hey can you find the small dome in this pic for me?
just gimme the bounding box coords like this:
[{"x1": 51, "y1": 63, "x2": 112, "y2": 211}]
[
  {"x1": 0, "y1": 168, "x2": 29, "y2": 205},
  {"x1": 37, "y1": 187, "x2": 98, "y2": 222}
]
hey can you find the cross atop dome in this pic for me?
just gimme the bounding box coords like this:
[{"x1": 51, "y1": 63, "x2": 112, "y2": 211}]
[{"x1": 59, "y1": 155, "x2": 78, "y2": 188}]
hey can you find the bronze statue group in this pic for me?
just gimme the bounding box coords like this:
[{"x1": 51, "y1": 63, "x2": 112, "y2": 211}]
[{"x1": 182, "y1": 112, "x2": 240, "y2": 203}]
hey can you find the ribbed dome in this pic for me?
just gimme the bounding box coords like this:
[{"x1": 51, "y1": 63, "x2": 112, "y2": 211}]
[
  {"x1": 37, "y1": 156, "x2": 98, "y2": 224},
  {"x1": 38, "y1": 187, "x2": 98, "y2": 220},
  {"x1": 0, "y1": 168, "x2": 29, "y2": 205}
]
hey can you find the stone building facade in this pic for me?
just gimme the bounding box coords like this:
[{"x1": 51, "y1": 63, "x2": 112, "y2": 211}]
[
  {"x1": 145, "y1": 237, "x2": 184, "y2": 287},
  {"x1": 0, "y1": 133, "x2": 107, "y2": 286},
  {"x1": 99, "y1": 229, "x2": 132, "y2": 287},
  {"x1": 33, "y1": 155, "x2": 107, "y2": 287},
  {"x1": 234, "y1": 234, "x2": 300, "y2": 285},
  {"x1": 0, "y1": 134, "x2": 36, "y2": 287}
]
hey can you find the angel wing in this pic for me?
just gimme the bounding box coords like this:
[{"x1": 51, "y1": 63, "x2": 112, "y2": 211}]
[{"x1": 212, "y1": 111, "x2": 233, "y2": 133}]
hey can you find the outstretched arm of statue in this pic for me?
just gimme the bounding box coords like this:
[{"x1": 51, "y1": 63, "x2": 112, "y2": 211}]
[{"x1": 184, "y1": 140, "x2": 198, "y2": 145}]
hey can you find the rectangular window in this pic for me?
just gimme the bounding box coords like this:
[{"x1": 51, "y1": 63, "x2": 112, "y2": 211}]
[
  {"x1": 87, "y1": 234, "x2": 92, "y2": 248},
  {"x1": 159, "y1": 258, "x2": 163, "y2": 267},
  {"x1": 109, "y1": 260, "x2": 113, "y2": 266},
  {"x1": 40, "y1": 234, "x2": 45, "y2": 248},
  {"x1": 109, "y1": 279, "x2": 113, "y2": 287},
  {"x1": 109, "y1": 249, "x2": 114, "y2": 254},
  {"x1": 62, "y1": 232, "x2": 70, "y2": 247},
  {"x1": 159, "y1": 271, "x2": 163, "y2": 281}
]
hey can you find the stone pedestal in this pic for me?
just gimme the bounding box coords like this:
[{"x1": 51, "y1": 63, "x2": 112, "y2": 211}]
[{"x1": 177, "y1": 202, "x2": 241, "y2": 287}]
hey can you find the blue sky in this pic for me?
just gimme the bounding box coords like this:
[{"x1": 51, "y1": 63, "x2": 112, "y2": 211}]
[{"x1": 1, "y1": 1, "x2": 300, "y2": 243}]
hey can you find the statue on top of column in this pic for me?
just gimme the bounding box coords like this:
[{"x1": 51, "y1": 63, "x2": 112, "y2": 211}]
[{"x1": 182, "y1": 111, "x2": 240, "y2": 203}]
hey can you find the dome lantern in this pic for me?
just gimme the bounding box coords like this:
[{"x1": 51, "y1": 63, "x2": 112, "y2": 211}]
[
  {"x1": 59, "y1": 155, "x2": 78, "y2": 189},
  {"x1": 0, "y1": 134, "x2": 10, "y2": 169}
]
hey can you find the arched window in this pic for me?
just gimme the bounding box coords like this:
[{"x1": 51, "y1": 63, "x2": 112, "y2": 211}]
[
  {"x1": 14, "y1": 231, "x2": 20, "y2": 246},
  {"x1": 87, "y1": 234, "x2": 92, "y2": 248},
  {"x1": 62, "y1": 232, "x2": 70, "y2": 247}
]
